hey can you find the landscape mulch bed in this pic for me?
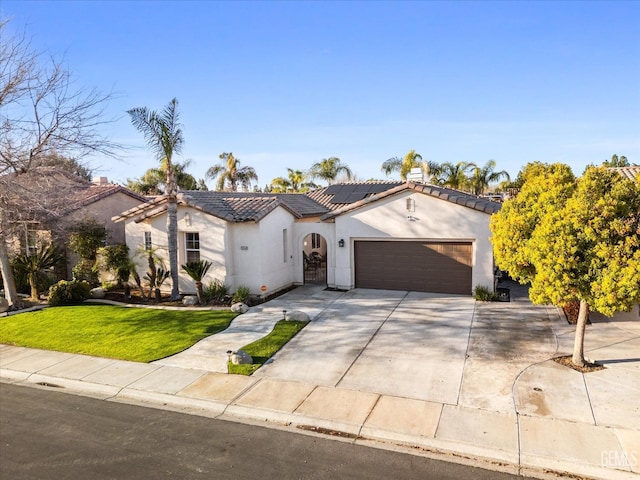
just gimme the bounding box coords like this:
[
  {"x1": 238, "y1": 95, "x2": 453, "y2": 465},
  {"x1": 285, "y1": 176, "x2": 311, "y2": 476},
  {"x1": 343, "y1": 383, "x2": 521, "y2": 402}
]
[{"x1": 553, "y1": 355, "x2": 605, "y2": 373}]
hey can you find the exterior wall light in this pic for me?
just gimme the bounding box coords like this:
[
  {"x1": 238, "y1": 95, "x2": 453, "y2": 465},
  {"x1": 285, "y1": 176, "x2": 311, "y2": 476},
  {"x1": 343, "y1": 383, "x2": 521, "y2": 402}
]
[
  {"x1": 184, "y1": 212, "x2": 191, "y2": 226},
  {"x1": 338, "y1": 239, "x2": 345, "y2": 248}
]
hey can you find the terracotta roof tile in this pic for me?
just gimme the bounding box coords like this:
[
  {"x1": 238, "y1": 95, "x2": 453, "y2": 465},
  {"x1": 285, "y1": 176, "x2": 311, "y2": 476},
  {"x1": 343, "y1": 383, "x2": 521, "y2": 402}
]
[{"x1": 609, "y1": 166, "x2": 640, "y2": 182}]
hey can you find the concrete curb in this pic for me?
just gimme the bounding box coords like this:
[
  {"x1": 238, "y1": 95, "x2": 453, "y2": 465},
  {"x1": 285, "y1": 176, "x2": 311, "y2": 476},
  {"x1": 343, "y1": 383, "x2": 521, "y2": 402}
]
[{"x1": 1, "y1": 364, "x2": 637, "y2": 480}]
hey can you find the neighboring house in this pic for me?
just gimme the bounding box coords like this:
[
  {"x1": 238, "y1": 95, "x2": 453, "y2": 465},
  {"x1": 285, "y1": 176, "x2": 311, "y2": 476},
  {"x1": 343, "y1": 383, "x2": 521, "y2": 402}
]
[
  {"x1": 608, "y1": 166, "x2": 639, "y2": 182},
  {"x1": 608, "y1": 166, "x2": 640, "y2": 320},
  {"x1": 113, "y1": 181, "x2": 500, "y2": 298},
  {"x1": 60, "y1": 177, "x2": 149, "y2": 277},
  {"x1": 6, "y1": 170, "x2": 148, "y2": 279}
]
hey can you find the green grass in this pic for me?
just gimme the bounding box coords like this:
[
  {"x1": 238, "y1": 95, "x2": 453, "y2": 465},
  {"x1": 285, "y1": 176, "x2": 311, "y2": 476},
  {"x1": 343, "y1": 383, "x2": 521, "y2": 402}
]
[
  {"x1": 0, "y1": 305, "x2": 237, "y2": 362},
  {"x1": 228, "y1": 320, "x2": 308, "y2": 375}
]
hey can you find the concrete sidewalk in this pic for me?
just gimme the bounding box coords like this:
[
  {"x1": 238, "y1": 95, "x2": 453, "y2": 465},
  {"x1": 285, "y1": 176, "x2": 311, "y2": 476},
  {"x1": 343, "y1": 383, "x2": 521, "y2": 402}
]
[{"x1": 1, "y1": 286, "x2": 638, "y2": 480}]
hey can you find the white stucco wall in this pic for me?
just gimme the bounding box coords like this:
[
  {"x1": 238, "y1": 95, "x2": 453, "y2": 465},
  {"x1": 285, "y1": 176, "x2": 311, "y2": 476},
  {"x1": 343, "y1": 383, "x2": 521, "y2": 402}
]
[
  {"x1": 259, "y1": 207, "x2": 296, "y2": 294},
  {"x1": 292, "y1": 221, "x2": 336, "y2": 286},
  {"x1": 226, "y1": 207, "x2": 297, "y2": 296},
  {"x1": 123, "y1": 206, "x2": 229, "y2": 294},
  {"x1": 121, "y1": 191, "x2": 496, "y2": 297},
  {"x1": 332, "y1": 190, "x2": 495, "y2": 293}
]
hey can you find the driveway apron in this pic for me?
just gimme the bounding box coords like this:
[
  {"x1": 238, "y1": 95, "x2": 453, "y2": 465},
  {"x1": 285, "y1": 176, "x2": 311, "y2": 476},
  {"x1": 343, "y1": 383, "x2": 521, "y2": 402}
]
[
  {"x1": 254, "y1": 289, "x2": 477, "y2": 405},
  {"x1": 152, "y1": 286, "x2": 344, "y2": 372},
  {"x1": 253, "y1": 289, "x2": 406, "y2": 386}
]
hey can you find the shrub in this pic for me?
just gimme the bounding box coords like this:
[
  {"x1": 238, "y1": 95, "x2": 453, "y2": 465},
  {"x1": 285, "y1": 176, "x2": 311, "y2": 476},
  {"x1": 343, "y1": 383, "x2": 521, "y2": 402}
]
[
  {"x1": 202, "y1": 279, "x2": 229, "y2": 304},
  {"x1": 48, "y1": 280, "x2": 91, "y2": 306},
  {"x1": 232, "y1": 284, "x2": 251, "y2": 304},
  {"x1": 474, "y1": 285, "x2": 497, "y2": 301},
  {"x1": 72, "y1": 259, "x2": 99, "y2": 286},
  {"x1": 101, "y1": 281, "x2": 119, "y2": 292},
  {"x1": 99, "y1": 244, "x2": 132, "y2": 286},
  {"x1": 68, "y1": 220, "x2": 106, "y2": 261}
]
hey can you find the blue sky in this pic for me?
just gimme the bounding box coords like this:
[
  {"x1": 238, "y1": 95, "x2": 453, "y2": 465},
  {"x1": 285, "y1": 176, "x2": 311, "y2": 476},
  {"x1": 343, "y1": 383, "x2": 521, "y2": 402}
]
[{"x1": 2, "y1": 0, "x2": 639, "y2": 188}]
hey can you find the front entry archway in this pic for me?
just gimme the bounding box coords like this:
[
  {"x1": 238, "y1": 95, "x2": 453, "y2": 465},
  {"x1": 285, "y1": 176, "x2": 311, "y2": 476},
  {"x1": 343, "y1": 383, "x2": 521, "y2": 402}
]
[{"x1": 302, "y1": 232, "x2": 327, "y2": 285}]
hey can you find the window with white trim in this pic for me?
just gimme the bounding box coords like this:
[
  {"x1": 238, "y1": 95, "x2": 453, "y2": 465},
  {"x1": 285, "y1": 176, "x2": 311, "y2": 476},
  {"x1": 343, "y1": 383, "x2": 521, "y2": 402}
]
[
  {"x1": 144, "y1": 232, "x2": 152, "y2": 251},
  {"x1": 185, "y1": 232, "x2": 200, "y2": 263}
]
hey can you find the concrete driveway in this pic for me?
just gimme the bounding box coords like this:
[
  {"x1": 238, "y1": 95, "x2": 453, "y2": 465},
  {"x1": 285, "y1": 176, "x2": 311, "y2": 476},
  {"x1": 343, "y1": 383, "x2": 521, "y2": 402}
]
[
  {"x1": 250, "y1": 283, "x2": 558, "y2": 412},
  {"x1": 254, "y1": 288, "x2": 477, "y2": 405},
  {"x1": 156, "y1": 282, "x2": 639, "y2": 433}
]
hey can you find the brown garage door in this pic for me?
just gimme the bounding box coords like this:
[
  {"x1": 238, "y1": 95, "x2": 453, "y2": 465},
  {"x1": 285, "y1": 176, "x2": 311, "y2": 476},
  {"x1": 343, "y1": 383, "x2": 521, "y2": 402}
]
[{"x1": 354, "y1": 241, "x2": 473, "y2": 295}]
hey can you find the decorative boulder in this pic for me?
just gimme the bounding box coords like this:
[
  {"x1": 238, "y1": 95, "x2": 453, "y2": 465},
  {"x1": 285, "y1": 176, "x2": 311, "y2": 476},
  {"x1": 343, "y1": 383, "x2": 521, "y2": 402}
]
[
  {"x1": 90, "y1": 287, "x2": 105, "y2": 299},
  {"x1": 182, "y1": 295, "x2": 198, "y2": 306},
  {"x1": 285, "y1": 310, "x2": 310, "y2": 322},
  {"x1": 0, "y1": 297, "x2": 9, "y2": 313},
  {"x1": 227, "y1": 349, "x2": 252, "y2": 365},
  {"x1": 231, "y1": 302, "x2": 249, "y2": 313}
]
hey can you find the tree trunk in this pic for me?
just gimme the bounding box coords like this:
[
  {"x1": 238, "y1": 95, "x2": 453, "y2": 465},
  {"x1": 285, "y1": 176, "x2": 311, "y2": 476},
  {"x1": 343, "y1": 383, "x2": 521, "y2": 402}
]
[
  {"x1": 146, "y1": 254, "x2": 156, "y2": 300},
  {"x1": 195, "y1": 281, "x2": 203, "y2": 304},
  {"x1": 166, "y1": 197, "x2": 180, "y2": 300},
  {"x1": 0, "y1": 231, "x2": 22, "y2": 310},
  {"x1": 571, "y1": 299, "x2": 589, "y2": 366},
  {"x1": 28, "y1": 272, "x2": 39, "y2": 300}
]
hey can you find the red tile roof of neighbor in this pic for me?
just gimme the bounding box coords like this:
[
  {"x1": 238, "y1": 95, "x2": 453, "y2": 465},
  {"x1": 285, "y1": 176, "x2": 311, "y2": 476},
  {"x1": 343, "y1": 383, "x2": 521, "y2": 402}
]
[
  {"x1": 113, "y1": 181, "x2": 502, "y2": 223},
  {"x1": 609, "y1": 166, "x2": 640, "y2": 182},
  {"x1": 3, "y1": 167, "x2": 148, "y2": 217},
  {"x1": 65, "y1": 184, "x2": 148, "y2": 214}
]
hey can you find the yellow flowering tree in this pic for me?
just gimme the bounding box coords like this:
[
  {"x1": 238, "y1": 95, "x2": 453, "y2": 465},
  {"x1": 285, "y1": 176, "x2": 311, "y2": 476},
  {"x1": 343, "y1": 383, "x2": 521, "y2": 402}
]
[{"x1": 491, "y1": 164, "x2": 640, "y2": 367}]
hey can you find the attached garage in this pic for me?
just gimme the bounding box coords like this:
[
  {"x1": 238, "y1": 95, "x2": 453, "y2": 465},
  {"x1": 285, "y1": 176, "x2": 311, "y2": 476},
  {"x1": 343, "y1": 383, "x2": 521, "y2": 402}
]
[{"x1": 354, "y1": 240, "x2": 473, "y2": 295}]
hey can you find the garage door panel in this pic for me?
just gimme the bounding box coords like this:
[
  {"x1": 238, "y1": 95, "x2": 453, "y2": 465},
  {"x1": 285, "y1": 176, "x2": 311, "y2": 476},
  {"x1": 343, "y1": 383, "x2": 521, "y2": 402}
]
[{"x1": 354, "y1": 241, "x2": 472, "y2": 295}]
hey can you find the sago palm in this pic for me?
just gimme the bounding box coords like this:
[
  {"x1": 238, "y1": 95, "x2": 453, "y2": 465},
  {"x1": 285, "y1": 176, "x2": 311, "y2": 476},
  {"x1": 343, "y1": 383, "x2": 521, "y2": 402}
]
[
  {"x1": 13, "y1": 244, "x2": 65, "y2": 300},
  {"x1": 181, "y1": 260, "x2": 212, "y2": 304}
]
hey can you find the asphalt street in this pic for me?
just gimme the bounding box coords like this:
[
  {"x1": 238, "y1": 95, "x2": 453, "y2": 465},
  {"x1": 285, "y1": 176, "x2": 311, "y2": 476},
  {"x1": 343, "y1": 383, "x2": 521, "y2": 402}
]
[{"x1": 0, "y1": 383, "x2": 530, "y2": 480}]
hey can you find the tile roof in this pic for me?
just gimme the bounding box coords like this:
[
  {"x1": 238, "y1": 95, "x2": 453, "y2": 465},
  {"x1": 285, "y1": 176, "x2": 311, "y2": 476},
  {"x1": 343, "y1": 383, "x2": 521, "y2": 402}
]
[
  {"x1": 305, "y1": 181, "x2": 403, "y2": 211},
  {"x1": 113, "y1": 190, "x2": 330, "y2": 223},
  {"x1": 65, "y1": 184, "x2": 148, "y2": 214},
  {"x1": 609, "y1": 166, "x2": 640, "y2": 182},
  {"x1": 319, "y1": 182, "x2": 501, "y2": 220},
  {"x1": 3, "y1": 167, "x2": 149, "y2": 217},
  {"x1": 113, "y1": 182, "x2": 502, "y2": 223}
]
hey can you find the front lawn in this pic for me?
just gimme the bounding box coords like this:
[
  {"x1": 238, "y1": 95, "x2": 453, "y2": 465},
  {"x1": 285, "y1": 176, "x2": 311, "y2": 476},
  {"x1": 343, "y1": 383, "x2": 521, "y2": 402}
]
[
  {"x1": 0, "y1": 305, "x2": 237, "y2": 362},
  {"x1": 228, "y1": 320, "x2": 308, "y2": 375}
]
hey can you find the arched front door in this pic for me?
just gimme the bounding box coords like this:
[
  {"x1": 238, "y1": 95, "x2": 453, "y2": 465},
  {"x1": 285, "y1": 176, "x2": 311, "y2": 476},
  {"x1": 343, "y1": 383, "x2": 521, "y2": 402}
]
[{"x1": 302, "y1": 233, "x2": 327, "y2": 285}]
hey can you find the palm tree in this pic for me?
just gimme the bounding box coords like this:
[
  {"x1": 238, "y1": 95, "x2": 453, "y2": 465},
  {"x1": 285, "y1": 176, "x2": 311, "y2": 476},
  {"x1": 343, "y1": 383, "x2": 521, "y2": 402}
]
[
  {"x1": 468, "y1": 160, "x2": 511, "y2": 195},
  {"x1": 270, "y1": 168, "x2": 318, "y2": 193},
  {"x1": 127, "y1": 158, "x2": 203, "y2": 195},
  {"x1": 181, "y1": 260, "x2": 212, "y2": 304},
  {"x1": 13, "y1": 244, "x2": 65, "y2": 300},
  {"x1": 128, "y1": 98, "x2": 183, "y2": 300},
  {"x1": 207, "y1": 152, "x2": 258, "y2": 191},
  {"x1": 434, "y1": 161, "x2": 476, "y2": 191},
  {"x1": 381, "y1": 150, "x2": 439, "y2": 181},
  {"x1": 309, "y1": 157, "x2": 353, "y2": 184}
]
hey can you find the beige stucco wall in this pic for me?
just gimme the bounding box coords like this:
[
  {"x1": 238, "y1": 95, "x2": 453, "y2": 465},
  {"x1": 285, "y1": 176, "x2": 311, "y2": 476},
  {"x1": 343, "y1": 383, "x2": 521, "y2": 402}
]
[
  {"x1": 62, "y1": 193, "x2": 145, "y2": 279},
  {"x1": 67, "y1": 192, "x2": 144, "y2": 245},
  {"x1": 331, "y1": 190, "x2": 495, "y2": 293}
]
